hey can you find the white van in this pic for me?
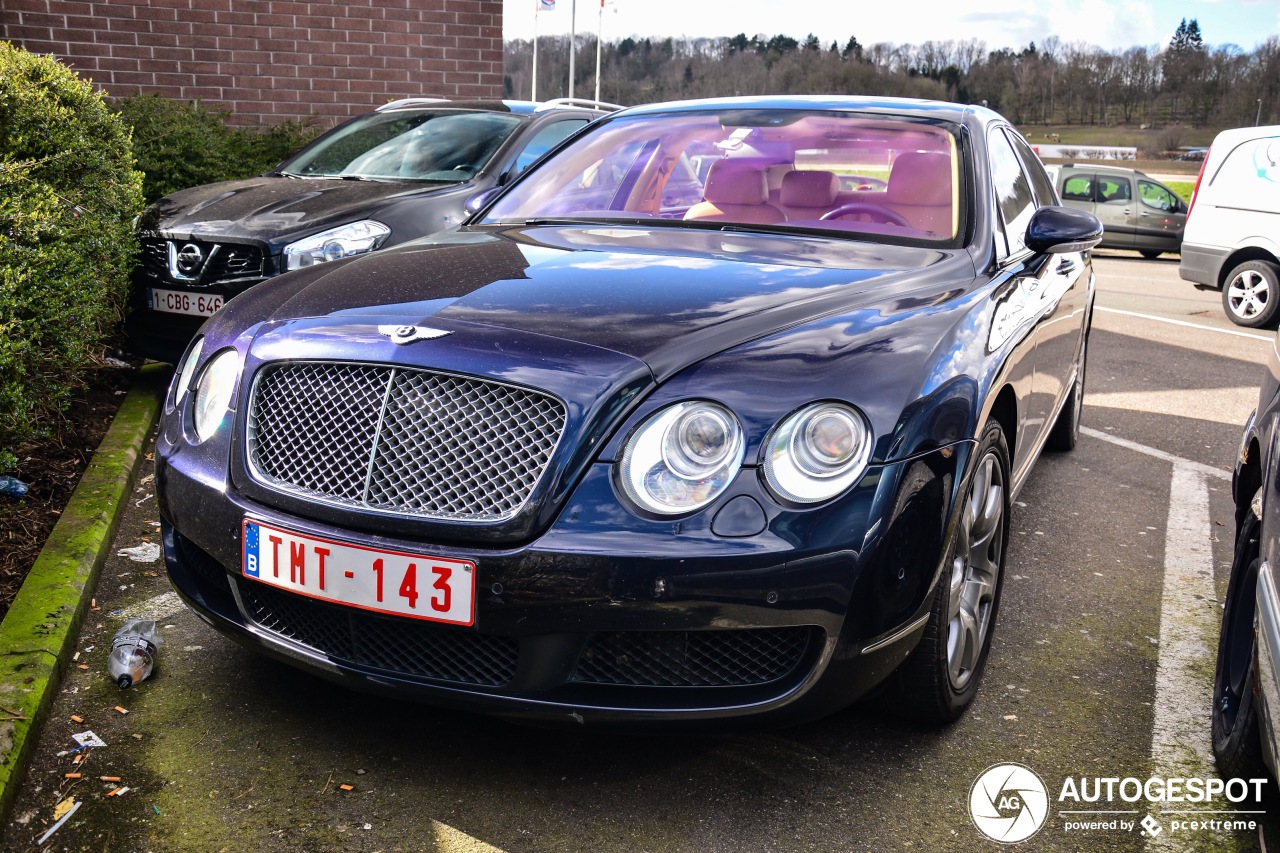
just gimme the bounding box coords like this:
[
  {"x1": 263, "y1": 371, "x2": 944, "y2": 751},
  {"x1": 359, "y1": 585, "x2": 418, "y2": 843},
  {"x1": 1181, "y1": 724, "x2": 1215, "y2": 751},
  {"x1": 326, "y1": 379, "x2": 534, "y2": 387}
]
[{"x1": 1179, "y1": 125, "x2": 1280, "y2": 327}]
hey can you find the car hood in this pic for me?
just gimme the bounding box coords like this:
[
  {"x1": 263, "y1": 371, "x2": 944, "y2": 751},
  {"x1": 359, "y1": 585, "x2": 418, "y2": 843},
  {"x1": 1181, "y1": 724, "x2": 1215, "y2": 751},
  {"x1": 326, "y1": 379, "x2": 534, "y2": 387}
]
[
  {"x1": 137, "y1": 174, "x2": 458, "y2": 243},
  {"x1": 215, "y1": 224, "x2": 977, "y2": 544},
  {"x1": 235, "y1": 224, "x2": 970, "y2": 381}
]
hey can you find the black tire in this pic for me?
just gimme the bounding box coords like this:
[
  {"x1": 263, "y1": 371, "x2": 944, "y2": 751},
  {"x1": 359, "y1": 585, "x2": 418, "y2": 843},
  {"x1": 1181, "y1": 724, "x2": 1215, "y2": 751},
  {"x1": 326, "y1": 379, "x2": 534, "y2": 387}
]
[
  {"x1": 1140, "y1": 249, "x2": 1162, "y2": 260},
  {"x1": 1222, "y1": 260, "x2": 1280, "y2": 329},
  {"x1": 1211, "y1": 502, "x2": 1267, "y2": 780},
  {"x1": 1047, "y1": 330, "x2": 1087, "y2": 452},
  {"x1": 892, "y1": 420, "x2": 1011, "y2": 724}
]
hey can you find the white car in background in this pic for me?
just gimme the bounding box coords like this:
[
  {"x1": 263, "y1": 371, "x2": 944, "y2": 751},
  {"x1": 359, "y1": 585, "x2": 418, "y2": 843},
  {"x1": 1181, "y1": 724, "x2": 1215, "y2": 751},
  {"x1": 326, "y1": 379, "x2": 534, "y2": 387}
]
[{"x1": 1178, "y1": 125, "x2": 1280, "y2": 327}]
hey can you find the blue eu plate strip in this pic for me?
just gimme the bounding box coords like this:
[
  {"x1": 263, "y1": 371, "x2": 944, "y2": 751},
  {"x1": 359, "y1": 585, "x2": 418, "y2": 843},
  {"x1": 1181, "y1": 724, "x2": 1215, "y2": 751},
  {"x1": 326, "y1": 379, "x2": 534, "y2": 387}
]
[{"x1": 244, "y1": 521, "x2": 260, "y2": 577}]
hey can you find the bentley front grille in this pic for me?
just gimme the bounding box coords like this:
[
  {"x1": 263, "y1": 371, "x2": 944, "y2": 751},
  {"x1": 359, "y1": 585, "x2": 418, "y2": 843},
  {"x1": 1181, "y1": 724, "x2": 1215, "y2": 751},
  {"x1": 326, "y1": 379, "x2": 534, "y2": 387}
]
[{"x1": 246, "y1": 362, "x2": 566, "y2": 522}]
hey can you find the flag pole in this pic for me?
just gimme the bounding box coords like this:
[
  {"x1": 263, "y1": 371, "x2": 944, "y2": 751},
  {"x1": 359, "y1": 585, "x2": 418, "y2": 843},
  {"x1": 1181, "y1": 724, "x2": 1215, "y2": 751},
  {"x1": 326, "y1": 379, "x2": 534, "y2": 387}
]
[
  {"x1": 595, "y1": 0, "x2": 602, "y2": 103},
  {"x1": 531, "y1": 1, "x2": 539, "y2": 101},
  {"x1": 568, "y1": 0, "x2": 576, "y2": 101}
]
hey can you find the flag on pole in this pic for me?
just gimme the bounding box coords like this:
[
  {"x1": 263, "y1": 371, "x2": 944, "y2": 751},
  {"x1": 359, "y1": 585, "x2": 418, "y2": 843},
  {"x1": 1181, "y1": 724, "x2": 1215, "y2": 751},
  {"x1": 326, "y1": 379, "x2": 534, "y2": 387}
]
[{"x1": 538, "y1": 0, "x2": 555, "y2": 9}]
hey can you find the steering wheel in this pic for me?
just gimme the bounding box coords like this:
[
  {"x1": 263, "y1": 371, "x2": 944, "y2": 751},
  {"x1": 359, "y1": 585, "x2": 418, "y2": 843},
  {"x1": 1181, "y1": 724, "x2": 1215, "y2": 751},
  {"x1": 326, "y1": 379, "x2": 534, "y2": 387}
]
[{"x1": 819, "y1": 203, "x2": 911, "y2": 226}]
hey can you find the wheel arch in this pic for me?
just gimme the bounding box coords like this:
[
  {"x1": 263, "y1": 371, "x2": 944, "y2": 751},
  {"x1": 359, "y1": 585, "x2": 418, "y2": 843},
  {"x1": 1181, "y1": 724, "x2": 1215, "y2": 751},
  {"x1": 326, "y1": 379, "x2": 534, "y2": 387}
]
[{"x1": 1217, "y1": 248, "x2": 1280, "y2": 289}]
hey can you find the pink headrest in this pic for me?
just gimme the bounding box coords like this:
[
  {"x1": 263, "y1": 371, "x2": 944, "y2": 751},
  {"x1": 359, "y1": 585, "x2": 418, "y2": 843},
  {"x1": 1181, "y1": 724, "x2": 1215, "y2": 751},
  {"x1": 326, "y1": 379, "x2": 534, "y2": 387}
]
[
  {"x1": 887, "y1": 152, "x2": 953, "y2": 206},
  {"x1": 703, "y1": 159, "x2": 769, "y2": 206},
  {"x1": 779, "y1": 171, "x2": 841, "y2": 208}
]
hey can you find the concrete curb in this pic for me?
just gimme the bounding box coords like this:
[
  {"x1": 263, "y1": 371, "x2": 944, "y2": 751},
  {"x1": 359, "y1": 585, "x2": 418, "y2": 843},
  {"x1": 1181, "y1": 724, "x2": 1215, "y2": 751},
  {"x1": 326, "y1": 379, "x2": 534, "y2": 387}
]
[{"x1": 0, "y1": 363, "x2": 169, "y2": 822}]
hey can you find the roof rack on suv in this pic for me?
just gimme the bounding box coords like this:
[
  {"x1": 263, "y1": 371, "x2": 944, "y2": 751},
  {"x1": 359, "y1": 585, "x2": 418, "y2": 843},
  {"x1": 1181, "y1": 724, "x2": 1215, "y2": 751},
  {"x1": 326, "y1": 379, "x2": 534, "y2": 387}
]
[
  {"x1": 376, "y1": 98, "x2": 452, "y2": 112},
  {"x1": 536, "y1": 97, "x2": 625, "y2": 113}
]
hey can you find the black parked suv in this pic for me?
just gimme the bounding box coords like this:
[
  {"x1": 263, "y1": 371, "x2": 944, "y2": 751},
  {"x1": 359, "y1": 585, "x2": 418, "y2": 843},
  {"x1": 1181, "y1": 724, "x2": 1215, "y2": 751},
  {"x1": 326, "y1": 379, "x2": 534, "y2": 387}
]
[{"x1": 127, "y1": 98, "x2": 616, "y2": 362}]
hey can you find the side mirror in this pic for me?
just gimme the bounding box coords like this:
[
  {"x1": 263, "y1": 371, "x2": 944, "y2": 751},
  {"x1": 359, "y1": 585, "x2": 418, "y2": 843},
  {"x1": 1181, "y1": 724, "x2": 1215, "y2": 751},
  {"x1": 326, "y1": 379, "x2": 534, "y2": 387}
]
[
  {"x1": 1025, "y1": 206, "x2": 1103, "y2": 254},
  {"x1": 464, "y1": 187, "x2": 503, "y2": 217}
]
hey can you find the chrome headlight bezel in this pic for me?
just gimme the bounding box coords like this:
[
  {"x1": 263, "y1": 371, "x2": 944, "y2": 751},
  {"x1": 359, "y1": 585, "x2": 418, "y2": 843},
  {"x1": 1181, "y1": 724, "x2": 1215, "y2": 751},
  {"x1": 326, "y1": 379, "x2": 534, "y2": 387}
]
[
  {"x1": 617, "y1": 401, "x2": 745, "y2": 516},
  {"x1": 171, "y1": 336, "x2": 204, "y2": 409},
  {"x1": 283, "y1": 220, "x2": 391, "y2": 271},
  {"x1": 763, "y1": 402, "x2": 873, "y2": 504},
  {"x1": 192, "y1": 349, "x2": 242, "y2": 442}
]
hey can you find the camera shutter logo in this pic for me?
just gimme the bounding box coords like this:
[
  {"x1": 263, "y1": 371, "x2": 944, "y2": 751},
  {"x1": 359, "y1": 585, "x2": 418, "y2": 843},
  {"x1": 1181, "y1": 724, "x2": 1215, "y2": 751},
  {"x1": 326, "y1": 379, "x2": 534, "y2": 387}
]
[{"x1": 969, "y1": 763, "x2": 1050, "y2": 843}]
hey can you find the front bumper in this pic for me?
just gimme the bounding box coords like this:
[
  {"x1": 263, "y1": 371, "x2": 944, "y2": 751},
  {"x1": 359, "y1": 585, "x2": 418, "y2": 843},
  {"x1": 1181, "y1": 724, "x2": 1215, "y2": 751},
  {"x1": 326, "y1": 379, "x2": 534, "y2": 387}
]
[{"x1": 159, "y1": 426, "x2": 967, "y2": 724}]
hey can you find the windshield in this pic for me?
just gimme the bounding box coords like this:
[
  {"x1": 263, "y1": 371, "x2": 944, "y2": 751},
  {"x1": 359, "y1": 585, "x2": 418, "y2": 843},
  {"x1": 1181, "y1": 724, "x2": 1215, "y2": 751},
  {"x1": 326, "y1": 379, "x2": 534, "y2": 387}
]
[
  {"x1": 482, "y1": 109, "x2": 963, "y2": 244},
  {"x1": 280, "y1": 110, "x2": 524, "y2": 182}
]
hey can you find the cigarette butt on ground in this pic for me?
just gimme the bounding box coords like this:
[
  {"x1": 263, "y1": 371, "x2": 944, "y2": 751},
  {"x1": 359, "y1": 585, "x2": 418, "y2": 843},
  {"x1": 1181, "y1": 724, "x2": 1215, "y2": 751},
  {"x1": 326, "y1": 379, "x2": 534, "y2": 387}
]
[
  {"x1": 100, "y1": 776, "x2": 121, "y2": 782},
  {"x1": 64, "y1": 773, "x2": 81, "y2": 779},
  {"x1": 114, "y1": 706, "x2": 128, "y2": 715},
  {"x1": 339, "y1": 784, "x2": 354, "y2": 791},
  {"x1": 107, "y1": 787, "x2": 128, "y2": 797},
  {"x1": 69, "y1": 715, "x2": 83, "y2": 723},
  {"x1": 77, "y1": 664, "x2": 89, "y2": 671}
]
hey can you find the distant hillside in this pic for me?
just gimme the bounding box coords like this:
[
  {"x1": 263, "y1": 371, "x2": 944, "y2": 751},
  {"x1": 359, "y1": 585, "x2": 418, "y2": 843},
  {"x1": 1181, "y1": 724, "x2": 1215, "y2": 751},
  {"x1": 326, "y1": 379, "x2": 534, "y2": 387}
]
[{"x1": 506, "y1": 30, "x2": 1279, "y2": 143}]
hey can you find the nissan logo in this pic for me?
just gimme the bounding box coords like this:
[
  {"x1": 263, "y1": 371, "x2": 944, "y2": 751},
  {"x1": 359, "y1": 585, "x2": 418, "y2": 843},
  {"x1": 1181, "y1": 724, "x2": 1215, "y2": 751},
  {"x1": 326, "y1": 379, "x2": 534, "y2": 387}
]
[{"x1": 175, "y1": 243, "x2": 204, "y2": 275}]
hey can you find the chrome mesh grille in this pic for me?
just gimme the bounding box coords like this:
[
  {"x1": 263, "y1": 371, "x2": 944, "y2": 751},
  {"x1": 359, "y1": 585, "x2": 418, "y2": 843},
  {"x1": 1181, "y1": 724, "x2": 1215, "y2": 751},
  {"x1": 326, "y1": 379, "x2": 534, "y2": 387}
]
[
  {"x1": 240, "y1": 581, "x2": 518, "y2": 686},
  {"x1": 247, "y1": 362, "x2": 565, "y2": 521}
]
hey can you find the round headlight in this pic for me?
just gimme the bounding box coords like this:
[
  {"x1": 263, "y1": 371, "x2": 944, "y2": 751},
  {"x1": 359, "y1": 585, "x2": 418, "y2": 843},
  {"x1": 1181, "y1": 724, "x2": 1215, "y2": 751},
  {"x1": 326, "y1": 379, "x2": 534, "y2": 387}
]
[
  {"x1": 173, "y1": 336, "x2": 203, "y2": 406},
  {"x1": 618, "y1": 401, "x2": 744, "y2": 515},
  {"x1": 192, "y1": 349, "x2": 241, "y2": 442},
  {"x1": 764, "y1": 402, "x2": 872, "y2": 504}
]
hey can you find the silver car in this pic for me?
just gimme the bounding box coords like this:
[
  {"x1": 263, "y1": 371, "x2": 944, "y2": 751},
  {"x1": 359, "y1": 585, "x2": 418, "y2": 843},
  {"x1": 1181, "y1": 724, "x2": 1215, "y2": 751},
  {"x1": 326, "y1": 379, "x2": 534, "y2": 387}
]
[{"x1": 1049, "y1": 164, "x2": 1186, "y2": 259}]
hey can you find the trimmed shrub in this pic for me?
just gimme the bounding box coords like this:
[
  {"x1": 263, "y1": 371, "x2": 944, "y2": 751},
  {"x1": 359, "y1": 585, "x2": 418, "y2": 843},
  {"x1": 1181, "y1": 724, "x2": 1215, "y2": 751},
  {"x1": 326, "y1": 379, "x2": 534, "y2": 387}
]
[
  {"x1": 114, "y1": 94, "x2": 320, "y2": 203},
  {"x1": 0, "y1": 44, "x2": 144, "y2": 469}
]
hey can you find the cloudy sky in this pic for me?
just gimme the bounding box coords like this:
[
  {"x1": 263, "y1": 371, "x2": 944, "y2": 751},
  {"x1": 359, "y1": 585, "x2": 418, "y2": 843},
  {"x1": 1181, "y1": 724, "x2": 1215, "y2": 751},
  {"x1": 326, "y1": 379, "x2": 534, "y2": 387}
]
[{"x1": 502, "y1": 0, "x2": 1280, "y2": 53}]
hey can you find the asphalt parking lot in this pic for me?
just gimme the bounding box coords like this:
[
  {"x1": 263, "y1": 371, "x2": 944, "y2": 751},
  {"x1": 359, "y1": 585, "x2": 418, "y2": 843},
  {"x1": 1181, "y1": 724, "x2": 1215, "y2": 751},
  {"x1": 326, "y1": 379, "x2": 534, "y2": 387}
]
[{"x1": 2, "y1": 252, "x2": 1275, "y2": 853}]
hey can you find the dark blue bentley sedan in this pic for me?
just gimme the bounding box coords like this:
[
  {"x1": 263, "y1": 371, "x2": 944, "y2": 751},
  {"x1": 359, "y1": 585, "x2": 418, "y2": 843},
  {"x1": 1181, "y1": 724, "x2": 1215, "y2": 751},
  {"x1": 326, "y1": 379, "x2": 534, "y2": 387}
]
[{"x1": 157, "y1": 96, "x2": 1102, "y2": 725}]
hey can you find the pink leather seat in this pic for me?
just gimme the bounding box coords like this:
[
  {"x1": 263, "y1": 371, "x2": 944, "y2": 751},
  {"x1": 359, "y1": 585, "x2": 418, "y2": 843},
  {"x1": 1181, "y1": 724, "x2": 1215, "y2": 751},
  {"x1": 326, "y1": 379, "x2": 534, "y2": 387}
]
[
  {"x1": 885, "y1": 152, "x2": 955, "y2": 237},
  {"x1": 778, "y1": 170, "x2": 841, "y2": 220},
  {"x1": 684, "y1": 159, "x2": 785, "y2": 225}
]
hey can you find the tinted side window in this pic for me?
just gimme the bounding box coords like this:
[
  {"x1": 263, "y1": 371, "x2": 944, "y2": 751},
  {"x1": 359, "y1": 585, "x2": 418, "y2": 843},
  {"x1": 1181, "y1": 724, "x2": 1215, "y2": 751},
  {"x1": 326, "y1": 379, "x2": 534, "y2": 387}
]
[
  {"x1": 1096, "y1": 176, "x2": 1132, "y2": 204},
  {"x1": 989, "y1": 130, "x2": 1036, "y2": 256},
  {"x1": 1006, "y1": 131, "x2": 1058, "y2": 205},
  {"x1": 1061, "y1": 175, "x2": 1095, "y2": 201},
  {"x1": 513, "y1": 119, "x2": 589, "y2": 174}
]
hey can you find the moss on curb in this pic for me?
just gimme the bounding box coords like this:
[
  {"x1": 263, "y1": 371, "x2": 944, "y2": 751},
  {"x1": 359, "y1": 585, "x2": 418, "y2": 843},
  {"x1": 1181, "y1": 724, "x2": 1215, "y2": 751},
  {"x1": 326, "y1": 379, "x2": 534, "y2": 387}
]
[{"x1": 0, "y1": 363, "x2": 169, "y2": 821}]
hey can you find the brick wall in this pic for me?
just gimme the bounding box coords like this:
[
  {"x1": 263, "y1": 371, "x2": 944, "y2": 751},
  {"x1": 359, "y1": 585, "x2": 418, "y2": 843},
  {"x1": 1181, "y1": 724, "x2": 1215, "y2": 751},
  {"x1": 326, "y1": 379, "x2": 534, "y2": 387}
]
[{"x1": 1, "y1": 0, "x2": 504, "y2": 126}]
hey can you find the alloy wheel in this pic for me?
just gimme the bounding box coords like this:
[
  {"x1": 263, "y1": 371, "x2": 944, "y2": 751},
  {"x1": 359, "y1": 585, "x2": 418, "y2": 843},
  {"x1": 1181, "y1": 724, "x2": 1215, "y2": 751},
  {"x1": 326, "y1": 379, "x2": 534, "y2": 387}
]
[
  {"x1": 1227, "y1": 269, "x2": 1271, "y2": 321},
  {"x1": 947, "y1": 452, "x2": 1006, "y2": 689}
]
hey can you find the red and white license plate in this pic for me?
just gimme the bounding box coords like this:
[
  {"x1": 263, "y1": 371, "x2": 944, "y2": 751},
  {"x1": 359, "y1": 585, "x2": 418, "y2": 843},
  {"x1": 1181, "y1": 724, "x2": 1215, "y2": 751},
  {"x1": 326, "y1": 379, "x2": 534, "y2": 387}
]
[
  {"x1": 241, "y1": 519, "x2": 475, "y2": 626},
  {"x1": 148, "y1": 288, "x2": 223, "y2": 318}
]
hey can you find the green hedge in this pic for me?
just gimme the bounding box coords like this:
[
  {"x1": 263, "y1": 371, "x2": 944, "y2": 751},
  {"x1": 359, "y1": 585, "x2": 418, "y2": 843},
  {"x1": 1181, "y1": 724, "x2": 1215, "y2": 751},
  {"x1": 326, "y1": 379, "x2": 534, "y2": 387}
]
[
  {"x1": 114, "y1": 94, "x2": 320, "y2": 203},
  {"x1": 0, "y1": 44, "x2": 144, "y2": 469}
]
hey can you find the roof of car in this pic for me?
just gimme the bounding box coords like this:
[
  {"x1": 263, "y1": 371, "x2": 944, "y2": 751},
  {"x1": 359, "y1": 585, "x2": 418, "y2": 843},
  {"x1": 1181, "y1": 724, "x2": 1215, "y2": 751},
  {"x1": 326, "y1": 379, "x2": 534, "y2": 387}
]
[
  {"x1": 375, "y1": 98, "x2": 620, "y2": 116},
  {"x1": 1056, "y1": 163, "x2": 1155, "y2": 179},
  {"x1": 610, "y1": 95, "x2": 1002, "y2": 125}
]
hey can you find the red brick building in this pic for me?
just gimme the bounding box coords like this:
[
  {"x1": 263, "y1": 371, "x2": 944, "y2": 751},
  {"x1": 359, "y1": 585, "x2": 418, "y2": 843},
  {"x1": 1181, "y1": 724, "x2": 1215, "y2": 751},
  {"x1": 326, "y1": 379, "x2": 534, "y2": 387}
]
[{"x1": 0, "y1": 0, "x2": 504, "y2": 126}]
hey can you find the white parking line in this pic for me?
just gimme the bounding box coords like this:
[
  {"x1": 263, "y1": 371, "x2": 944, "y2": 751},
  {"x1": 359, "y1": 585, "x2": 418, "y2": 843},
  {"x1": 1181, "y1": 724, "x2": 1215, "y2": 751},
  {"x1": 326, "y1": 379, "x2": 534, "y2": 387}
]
[
  {"x1": 1095, "y1": 306, "x2": 1274, "y2": 342},
  {"x1": 1080, "y1": 427, "x2": 1231, "y2": 482},
  {"x1": 1079, "y1": 430, "x2": 1230, "y2": 848},
  {"x1": 1149, "y1": 464, "x2": 1221, "y2": 849}
]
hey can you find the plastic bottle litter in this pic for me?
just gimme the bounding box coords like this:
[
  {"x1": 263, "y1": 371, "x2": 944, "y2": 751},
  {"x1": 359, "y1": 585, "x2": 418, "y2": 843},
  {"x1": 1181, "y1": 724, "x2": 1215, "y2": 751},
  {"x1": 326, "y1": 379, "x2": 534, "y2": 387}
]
[
  {"x1": 0, "y1": 476, "x2": 28, "y2": 499},
  {"x1": 107, "y1": 620, "x2": 162, "y2": 688}
]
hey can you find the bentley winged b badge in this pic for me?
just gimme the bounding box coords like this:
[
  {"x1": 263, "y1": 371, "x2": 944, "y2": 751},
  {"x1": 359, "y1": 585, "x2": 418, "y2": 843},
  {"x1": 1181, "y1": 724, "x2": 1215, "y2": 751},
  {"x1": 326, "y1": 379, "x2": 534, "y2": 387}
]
[{"x1": 377, "y1": 324, "x2": 452, "y2": 345}]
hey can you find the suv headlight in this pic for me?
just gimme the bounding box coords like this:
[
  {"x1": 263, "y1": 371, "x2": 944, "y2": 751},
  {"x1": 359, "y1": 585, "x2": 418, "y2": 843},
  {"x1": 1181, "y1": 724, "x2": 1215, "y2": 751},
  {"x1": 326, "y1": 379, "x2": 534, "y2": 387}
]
[
  {"x1": 192, "y1": 349, "x2": 241, "y2": 442},
  {"x1": 283, "y1": 220, "x2": 390, "y2": 270},
  {"x1": 617, "y1": 401, "x2": 744, "y2": 515},
  {"x1": 763, "y1": 402, "x2": 872, "y2": 504}
]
